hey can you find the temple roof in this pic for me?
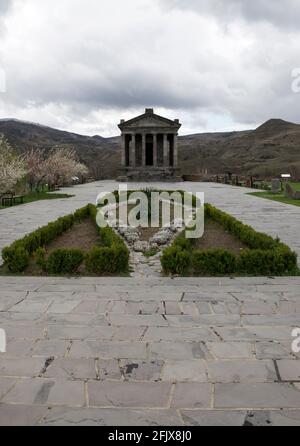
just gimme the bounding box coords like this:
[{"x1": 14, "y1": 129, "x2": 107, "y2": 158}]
[{"x1": 118, "y1": 108, "x2": 181, "y2": 131}]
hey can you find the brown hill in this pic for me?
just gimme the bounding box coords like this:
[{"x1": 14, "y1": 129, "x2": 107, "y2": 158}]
[{"x1": 0, "y1": 118, "x2": 300, "y2": 179}]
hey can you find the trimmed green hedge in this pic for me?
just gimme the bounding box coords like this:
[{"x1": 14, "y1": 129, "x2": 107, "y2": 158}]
[
  {"x1": 2, "y1": 204, "x2": 129, "y2": 275},
  {"x1": 161, "y1": 203, "x2": 298, "y2": 276},
  {"x1": 47, "y1": 249, "x2": 85, "y2": 275},
  {"x1": 160, "y1": 246, "x2": 191, "y2": 275}
]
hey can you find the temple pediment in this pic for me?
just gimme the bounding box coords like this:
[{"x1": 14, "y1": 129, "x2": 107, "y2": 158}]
[{"x1": 119, "y1": 108, "x2": 181, "y2": 131}]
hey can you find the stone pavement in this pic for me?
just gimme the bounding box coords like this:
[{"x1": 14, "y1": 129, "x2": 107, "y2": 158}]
[
  {"x1": 0, "y1": 276, "x2": 299, "y2": 426},
  {"x1": 0, "y1": 181, "x2": 300, "y2": 267},
  {"x1": 0, "y1": 182, "x2": 300, "y2": 425}
]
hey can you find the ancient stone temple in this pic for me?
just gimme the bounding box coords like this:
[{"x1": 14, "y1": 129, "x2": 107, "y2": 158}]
[{"x1": 118, "y1": 108, "x2": 181, "y2": 181}]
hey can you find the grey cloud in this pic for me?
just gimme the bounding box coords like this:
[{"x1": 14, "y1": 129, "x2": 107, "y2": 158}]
[
  {"x1": 0, "y1": 0, "x2": 300, "y2": 136},
  {"x1": 163, "y1": 0, "x2": 300, "y2": 29},
  {"x1": 0, "y1": 0, "x2": 12, "y2": 15}
]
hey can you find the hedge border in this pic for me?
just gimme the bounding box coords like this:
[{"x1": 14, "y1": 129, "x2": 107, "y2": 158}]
[
  {"x1": 161, "y1": 202, "x2": 298, "y2": 277},
  {"x1": 2, "y1": 204, "x2": 129, "y2": 275}
]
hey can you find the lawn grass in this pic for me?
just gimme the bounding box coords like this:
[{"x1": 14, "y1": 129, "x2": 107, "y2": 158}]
[
  {"x1": 249, "y1": 191, "x2": 300, "y2": 207},
  {"x1": 0, "y1": 191, "x2": 74, "y2": 209},
  {"x1": 291, "y1": 182, "x2": 300, "y2": 191}
]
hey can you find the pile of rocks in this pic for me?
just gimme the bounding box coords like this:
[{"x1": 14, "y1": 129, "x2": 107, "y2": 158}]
[
  {"x1": 118, "y1": 227, "x2": 140, "y2": 245},
  {"x1": 117, "y1": 220, "x2": 186, "y2": 254}
]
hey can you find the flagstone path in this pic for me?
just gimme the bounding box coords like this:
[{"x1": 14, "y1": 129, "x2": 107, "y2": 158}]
[{"x1": 0, "y1": 182, "x2": 299, "y2": 425}]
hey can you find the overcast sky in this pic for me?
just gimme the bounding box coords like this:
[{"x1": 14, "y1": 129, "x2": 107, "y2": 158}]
[{"x1": 0, "y1": 0, "x2": 299, "y2": 136}]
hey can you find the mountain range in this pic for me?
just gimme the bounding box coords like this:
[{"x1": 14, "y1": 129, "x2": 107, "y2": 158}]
[{"x1": 0, "y1": 118, "x2": 299, "y2": 179}]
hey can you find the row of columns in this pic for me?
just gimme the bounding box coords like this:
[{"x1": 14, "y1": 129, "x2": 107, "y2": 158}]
[{"x1": 121, "y1": 133, "x2": 178, "y2": 168}]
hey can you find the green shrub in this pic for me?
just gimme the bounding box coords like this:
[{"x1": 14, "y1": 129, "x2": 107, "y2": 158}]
[
  {"x1": 1, "y1": 203, "x2": 130, "y2": 275},
  {"x1": 46, "y1": 249, "x2": 84, "y2": 275},
  {"x1": 2, "y1": 246, "x2": 30, "y2": 273},
  {"x1": 35, "y1": 247, "x2": 46, "y2": 270},
  {"x1": 85, "y1": 244, "x2": 129, "y2": 274},
  {"x1": 238, "y1": 248, "x2": 297, "y2": 275},
  {"x1": 161, "y1": 247, "x2": 191, "y2": 275},
  {"x1": 173, "y1": 234, "x2": 193, "y2": 250},
  {"x1": 74, "y1": 204, "x2": 92, "y2": 222},
  {"x1": 192, "y1": 249, "x2": 237, "y2": 276}
]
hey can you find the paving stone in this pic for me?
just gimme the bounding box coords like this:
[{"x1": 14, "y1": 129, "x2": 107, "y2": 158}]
[
  {"x1": 171, "y1": 383, "x2": 212, "y2": 408},
  {"x1": 0, "y1": 377, "x2": 16, "y2": 399},
  {"x1": 243, "y1": 315, "x2": 300, "y2": 327},
  {"x1": 40, "y1": 407, "x2": 182, "y2": 426},
  {"x1": 1, "y1": 324, "x2": 44, "y2": 340},
  {"x1": 10, "y1": 300, "x2": 52, "y2": 313},
  {"x1": 211, "y1": 302, "x2": 228, "y2": 315},
  {"x1": 5, "y1": 339, "x2": 35, "y2": 357},
  {"x1": 277, "y1": 360, "x2": 300, "y2": 381},
  {"x1": 207, "y1": 342, "x2": 253, "y2": 359},
  {"x1": 164, "y1": 302, "x2": 182, "y2": 315},
  {"x1": 149, "y1": 342, "x2": 211, "y2": 360},
  {"x1": 181, "y1": 410, "x2": 246, "y2": 426},
  {"x1": 108, "y1": 314, "x2": 168, "y2": 327},
  {"x1": 227, "y1": 303, "x2": 241, "y2": 315},
  {"x1": 183, "y1": 293, "x2": 235, "y2": 303},
  {"x1": 3, "y1": 378, "x2": 85, "y2": 406},
  {"x1": 0, "y1": 357, "x2": 46, "y2": 378},
  {"x1": 44, "y1": 358, "x2": 97, "y2": 379},
  {"x1": 98, "y1": 359, "x2": 122, "y2": 380},
  {"x1": 71, "y1": 301, "x2": 99, "y2": 314},
  {"x1": 47, "y1": 325, "x2": 114, "y2": 341},
  {"x1": 69, "y1": 341, "x2": 147, "y2": 359},
  {"x1": 0, "y1": 404, "x2": 47, "y2": 426},
  {"x1": 88, "y1": 381, "x2": 172, "y2": 408},
  {"x1": 32, "y1": 340, "x2": 68, "y2": 357},
  {"x1": 108, "y1": 301, "x2": 128, "y2": 313},
  {"x1": 215, "y1": 383, "x2": 300, "y2": 409},
  {"x1": 207, "y1": 359, "x2": 277, "y2": 383},
  {"x1": 166, "y1": 314, "x2": 240, "y2": 327},
  {"x1": 278, "y1": 302, "x2": 300, "y2": 315},
  {"x1": 244, "y1": 410, "x2": 300, "y2": 426},
  {"x1": 46, "y1": 313, "x2": 108, "y2": 326},
  {"x1": 0, "y1": 312, "x2": 43, "y2": 323},
  {"x1": 216, "y1": 326, "x2": 293, "y2": 341},
  {"x1": 144, "y1": 327, "x2": 217, "y2": 342},
  {"x1": 194, "y1": 302, "x2": 212, "y2": 314},
  {"x1": 113, "y1": 326, "x2": 146, "y2": 341},
  {"x1": 47, "y1": 300, "x2": 82, "y2": 314},
  {"x1": 255, "y1": 342, "x2": 292, "y2": 360},
  {"x1": 179, "y1": 302, "x2": 200, "y2": 316},
  {"x1": 162, "y1": 360, "x2": 207, "y2": 382},
  {"x1": 120, "y1": 360, "x2": 163, "y2": 381},
  {"x1": 242, "y1": 302, "x2": 277, "y2": 315},
  {"x1": 0, "y1": 293, "x2": 27, "y2": 312}
]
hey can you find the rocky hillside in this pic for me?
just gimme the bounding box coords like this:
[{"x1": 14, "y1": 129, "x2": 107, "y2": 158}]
[{"x1": 0, "y1": 118, "x2": 300, "y2": 179}]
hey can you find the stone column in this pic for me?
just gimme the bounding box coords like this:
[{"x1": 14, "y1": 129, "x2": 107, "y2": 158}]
[
  {"x1": 121, "y1": 134, "x2": 126, "y2": 167},
  {"x1": 173, "y1": 133, "x2": 178, "y2": 167},
  {"x1": 142, "y1": 133, "x2": 146, "y2": 167},
  {"x1": 163, "y1": 134, "x2": 169, "y2": 167},
  {"x1": 131, "y1": 133, "x2": 136, "y2": 167},
  {"x1": 153, "y1": 133, "x2": 158, "y2": 167}
]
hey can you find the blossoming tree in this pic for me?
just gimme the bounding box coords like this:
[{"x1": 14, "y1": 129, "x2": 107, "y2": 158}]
[{"x1": 0, "y1": 136, "x2": 27, "y2": 198}]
